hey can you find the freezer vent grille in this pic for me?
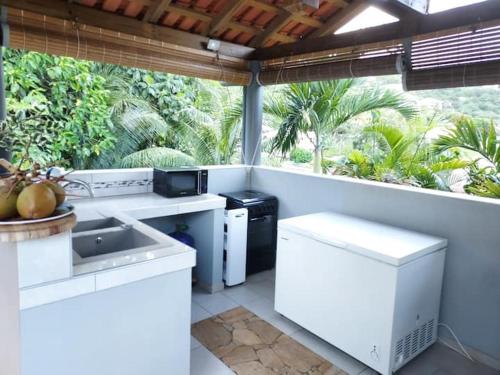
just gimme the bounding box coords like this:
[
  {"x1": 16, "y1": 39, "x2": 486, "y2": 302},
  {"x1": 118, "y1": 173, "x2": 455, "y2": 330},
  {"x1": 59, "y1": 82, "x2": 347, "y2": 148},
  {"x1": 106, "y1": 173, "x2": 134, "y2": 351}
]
[
  {"x1": 427, "y1": 320, "x2": 434, "y2": 343},
  {"x1": 395, "y1": 318, "x2": 436, "y2": 366}
]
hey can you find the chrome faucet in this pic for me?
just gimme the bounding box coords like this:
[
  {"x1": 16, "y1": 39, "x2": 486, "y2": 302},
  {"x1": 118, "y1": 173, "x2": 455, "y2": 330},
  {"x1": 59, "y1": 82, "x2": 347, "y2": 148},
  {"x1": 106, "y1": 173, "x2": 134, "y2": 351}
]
[
  {"x1": 65, "y1": 179, "x2": 95, "y2": 198},
  {"x1": 46, "y1": 167, "x2": 95, "y2": 198}
]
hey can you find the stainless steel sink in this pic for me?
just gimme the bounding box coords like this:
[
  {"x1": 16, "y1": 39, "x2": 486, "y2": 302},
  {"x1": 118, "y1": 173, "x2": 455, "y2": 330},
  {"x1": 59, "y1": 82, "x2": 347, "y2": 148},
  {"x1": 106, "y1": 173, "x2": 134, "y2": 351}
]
[
  {"x1": 73, "y1": 217, "x2": 125, "y2": 233},
  {"x1": 73, "y1": 228, "x2": 158, "y2": 259}
]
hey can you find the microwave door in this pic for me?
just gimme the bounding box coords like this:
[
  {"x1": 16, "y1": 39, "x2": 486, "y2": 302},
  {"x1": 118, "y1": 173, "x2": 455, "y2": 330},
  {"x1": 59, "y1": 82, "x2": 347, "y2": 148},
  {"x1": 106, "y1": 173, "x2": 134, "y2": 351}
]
[{"x1": 167, "y1": 172, "x2": 198, "y2": 197}]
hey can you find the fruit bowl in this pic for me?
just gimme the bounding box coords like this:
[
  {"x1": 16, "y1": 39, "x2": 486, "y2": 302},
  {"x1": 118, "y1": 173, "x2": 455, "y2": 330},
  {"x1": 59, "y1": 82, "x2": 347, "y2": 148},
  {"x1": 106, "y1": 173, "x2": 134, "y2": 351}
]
[{"x1": 0, "y1": 203, "x2": 75, "y2": 225}]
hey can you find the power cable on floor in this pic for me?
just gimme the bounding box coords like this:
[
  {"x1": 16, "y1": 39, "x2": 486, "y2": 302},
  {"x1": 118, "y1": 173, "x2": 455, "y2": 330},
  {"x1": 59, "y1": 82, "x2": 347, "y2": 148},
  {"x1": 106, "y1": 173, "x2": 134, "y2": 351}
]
[{"x1": 438, "y1": 322, "x2": 475, "y2": 362}]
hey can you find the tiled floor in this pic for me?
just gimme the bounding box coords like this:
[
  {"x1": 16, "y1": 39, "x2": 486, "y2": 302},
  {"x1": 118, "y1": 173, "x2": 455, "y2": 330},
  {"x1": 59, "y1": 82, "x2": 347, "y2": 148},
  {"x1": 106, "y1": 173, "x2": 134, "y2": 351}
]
[{"x1": 190, "y1": 270, "x2": 498, "y2": 375}]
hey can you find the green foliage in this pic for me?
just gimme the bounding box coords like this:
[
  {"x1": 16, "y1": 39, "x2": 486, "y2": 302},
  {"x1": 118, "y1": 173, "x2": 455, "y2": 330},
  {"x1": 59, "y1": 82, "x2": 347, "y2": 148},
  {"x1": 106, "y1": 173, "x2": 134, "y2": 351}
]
[
  {"x1": 4, "y1": 49, "x2": 115, "y2": 169},
  {"x1": 290, "y1": 148, "x2": 313, "y2": 163},
  {"x1": 3, "y1": 49, "x2": 242, "y2": 170},
  {"x1": 121, "y1": 147, "x2": 195, "y2": 168},
  {"x1": 434, "y1": 116, "x2": 500, "y2": 198},
  {"x1": 333, "y1": 121, "x2": 469, "y2": 190},
  {"x1": 265, "y1": 79, "x2": 416, "y2": 173},
  {"x1": 177, "y1": 84, "x2": 243, "y2": 165}
]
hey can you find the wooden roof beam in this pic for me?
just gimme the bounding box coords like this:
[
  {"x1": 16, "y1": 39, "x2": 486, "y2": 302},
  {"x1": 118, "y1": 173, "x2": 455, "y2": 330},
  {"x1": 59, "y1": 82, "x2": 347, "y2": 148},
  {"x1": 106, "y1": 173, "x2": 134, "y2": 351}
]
[
  {"x1": 252, "y1": 0, "x2": 500, "y2": 60},
  {"x1": 249, "y1": 8, "x2": 293, "y2": 48},
  {"x1": 3, "y1": 0, "x2": 254, "y2": 59},
  {"x1": 308, "y1": 0, "x2": 369, "y2": 38},
  {"x1": 143, "y1": 0, "x2": 172, "y2": 23},
  {"x1": 209, "y1": 0, "x2": 249, "y2": 36}
]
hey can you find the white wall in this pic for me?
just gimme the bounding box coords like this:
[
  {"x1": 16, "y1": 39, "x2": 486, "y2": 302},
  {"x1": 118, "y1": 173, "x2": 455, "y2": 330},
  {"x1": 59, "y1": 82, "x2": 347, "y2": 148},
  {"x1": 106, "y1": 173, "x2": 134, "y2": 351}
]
[
  {"x1": 250, "y1": 166, "x2": 500, "y2": 367},
  {"x1": 206, "y1": 165, "x2": 251, "y2": 194}
]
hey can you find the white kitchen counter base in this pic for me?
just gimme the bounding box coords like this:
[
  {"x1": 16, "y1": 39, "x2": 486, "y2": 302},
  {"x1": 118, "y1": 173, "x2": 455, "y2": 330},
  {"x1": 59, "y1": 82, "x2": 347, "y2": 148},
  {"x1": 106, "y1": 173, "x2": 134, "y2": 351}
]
[{"x1": 7, "y1": 193, "x2": 226, "y2": 375}]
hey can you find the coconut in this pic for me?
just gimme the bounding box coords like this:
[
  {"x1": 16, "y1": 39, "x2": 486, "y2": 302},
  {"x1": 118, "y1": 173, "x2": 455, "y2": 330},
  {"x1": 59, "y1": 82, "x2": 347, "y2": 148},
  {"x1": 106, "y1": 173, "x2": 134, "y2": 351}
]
[
  {"x1": 0, "y1": 186, "x2": 18, "y2": 220},
  {"x1": 17, "y1": 183, "x2": 57, "y2": 219},
  {"x1": 43, "y1": 180, "x2": 66, "y2": 206}
]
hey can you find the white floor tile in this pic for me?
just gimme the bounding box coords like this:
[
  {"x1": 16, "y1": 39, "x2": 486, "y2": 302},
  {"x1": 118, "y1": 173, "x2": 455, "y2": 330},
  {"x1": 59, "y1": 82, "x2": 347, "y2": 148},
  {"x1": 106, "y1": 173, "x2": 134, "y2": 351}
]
[
  {"x1": 190, "y1": 346, "x2": 234, "y2": 375},
  {"x1": 190, "y1": 336, "x2": 202, "y2": 351},
  {"x1": 246, "y1": 270, "x2": 274, "y2": 283},
  {"x1": 191, "y1": 302, "x2": 211, "y2": 324},
  {"x1": 290, "y1": 330, "x2": 367, "y2": 375},
  {"x1": 245, "y1": 279, "x2": 275, "y2": 301},
  {"x1": 192, "y1": 291, "x2": 239, "y2": 316},
  {"x1": 265, "y1": 313, "x2": 303, "y2": 336},
  {"x1": 222, "y1": 284, "x2": 262, "y2": 305},
  {"x1": 240, "y1": 296, "x2": 276, "y2": 319}
]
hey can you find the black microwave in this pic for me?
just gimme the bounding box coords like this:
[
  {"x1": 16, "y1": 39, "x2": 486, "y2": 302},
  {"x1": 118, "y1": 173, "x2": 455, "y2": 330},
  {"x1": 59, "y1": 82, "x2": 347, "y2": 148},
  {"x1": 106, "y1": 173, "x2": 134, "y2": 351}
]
[{"x1": 153, "y1": 168, "x2": 208, "y2": 198}]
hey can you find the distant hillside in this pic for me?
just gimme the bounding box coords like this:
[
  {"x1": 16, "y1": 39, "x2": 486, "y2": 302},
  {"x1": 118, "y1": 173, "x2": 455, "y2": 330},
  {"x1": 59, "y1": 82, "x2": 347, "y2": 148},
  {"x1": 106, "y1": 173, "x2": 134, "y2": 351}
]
[{"x1": 361, "y1": 75, "x2": 500, "y2": 123}]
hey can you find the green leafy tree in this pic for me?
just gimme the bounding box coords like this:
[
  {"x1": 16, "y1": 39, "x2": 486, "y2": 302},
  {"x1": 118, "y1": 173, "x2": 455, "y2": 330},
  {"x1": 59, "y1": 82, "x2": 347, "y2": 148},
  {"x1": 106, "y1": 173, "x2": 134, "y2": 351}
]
[
  {"x1": 265, "y1": 80, "x2": 416, "y2": 173},
  {"x1": 4, "y1": 49, "x2": 115, "y2": 169}
]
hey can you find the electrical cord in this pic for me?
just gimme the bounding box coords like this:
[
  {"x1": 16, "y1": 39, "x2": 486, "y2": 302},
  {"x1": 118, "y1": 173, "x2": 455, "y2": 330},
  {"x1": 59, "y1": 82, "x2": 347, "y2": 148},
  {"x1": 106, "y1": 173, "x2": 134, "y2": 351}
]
[{"x1": 438, "y1": 322, "x2": 475, "y2": 362}]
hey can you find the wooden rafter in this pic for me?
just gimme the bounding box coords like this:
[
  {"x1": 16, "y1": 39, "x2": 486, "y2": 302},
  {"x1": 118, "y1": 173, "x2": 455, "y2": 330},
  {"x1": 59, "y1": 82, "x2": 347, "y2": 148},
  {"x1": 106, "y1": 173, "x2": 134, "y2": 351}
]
[
  {"x1": 3, "y1": 0, "x2": 254, "y2": 58},
  {"x1": 209, "y1": 0, "x2": 249, "y2": 36},
  {"x1": 249, "y1": 9, "x2": 294, "y2": 48},
  {"x1": 143, "y1": 0, "x2": 172, "y2": 23},
  {"x1": 168, "y1": 4, "x2": 212, "y2": 23},
  {"x1": 252, "y1": 0, "x2": 500, "y2": 60},
  {"x1": 308, "y1": 0, "x2": 369, "y2": 38}
]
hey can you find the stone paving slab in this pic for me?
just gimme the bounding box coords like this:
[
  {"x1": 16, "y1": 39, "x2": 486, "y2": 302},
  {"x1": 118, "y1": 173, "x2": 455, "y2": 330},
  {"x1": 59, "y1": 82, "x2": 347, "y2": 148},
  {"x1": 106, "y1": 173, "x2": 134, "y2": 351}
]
[{"x1": 192, "y1": 307, "x2": 348, "y2": 375}]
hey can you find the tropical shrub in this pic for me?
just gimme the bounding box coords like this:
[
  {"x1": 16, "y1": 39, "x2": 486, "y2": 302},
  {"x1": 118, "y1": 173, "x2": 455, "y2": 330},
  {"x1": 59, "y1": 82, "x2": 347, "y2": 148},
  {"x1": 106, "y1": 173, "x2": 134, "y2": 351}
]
[
  {"x1": 333, "y1": 122, "x2": 469, "y2": 190},
  {"x1": 434, "y1": 116, "x2": 500, "y2": 198},
  {"x1": 290, "y1": 148, "x2": 313, "y2": 163}
]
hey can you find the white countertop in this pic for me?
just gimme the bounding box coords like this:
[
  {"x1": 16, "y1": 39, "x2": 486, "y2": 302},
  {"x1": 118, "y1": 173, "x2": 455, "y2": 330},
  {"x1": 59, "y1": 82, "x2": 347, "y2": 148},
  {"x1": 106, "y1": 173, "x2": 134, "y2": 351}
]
[
  {"x1": 70, "y1": 193, "x2": 226, "y2": 275},
  {"x1": 72, "y1": 193, "x2": 227, "y2": 221},
  {"x1": 279, "y1": 212, "x2": 447, "y2": 266},
  {"x1": 19, "y1": 193, "x2": 226, "y2": 310}
]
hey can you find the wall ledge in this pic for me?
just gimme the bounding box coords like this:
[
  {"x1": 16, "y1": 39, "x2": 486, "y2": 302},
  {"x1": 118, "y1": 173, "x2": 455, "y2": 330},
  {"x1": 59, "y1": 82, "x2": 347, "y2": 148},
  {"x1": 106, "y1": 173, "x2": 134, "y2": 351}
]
[{"x1": 252, "y1": 166, "x2": 500, "y2": 207}]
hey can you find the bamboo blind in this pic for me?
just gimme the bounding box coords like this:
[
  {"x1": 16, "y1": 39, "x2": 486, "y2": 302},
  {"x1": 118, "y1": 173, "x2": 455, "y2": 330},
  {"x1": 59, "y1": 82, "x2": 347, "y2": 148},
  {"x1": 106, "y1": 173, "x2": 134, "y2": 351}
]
[
  {"x1": 258, "y1": 55, "x2": 403, "y2": 85},
  {"x1": 7, "y1": 9, "x2": 252, "y2": 85},
  {"x1": 404, "y1": 60, "x2": 500, "y2": 91},
  {"x1": 405, "y1": 20, "x2": 500, "y2": 90}
]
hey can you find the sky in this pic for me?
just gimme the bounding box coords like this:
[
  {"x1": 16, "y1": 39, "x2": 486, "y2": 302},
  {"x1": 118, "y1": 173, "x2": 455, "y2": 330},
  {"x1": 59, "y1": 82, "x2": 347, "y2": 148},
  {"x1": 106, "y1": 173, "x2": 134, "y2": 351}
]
[{"x1": 335, "y1": 0, "x2": 487, "y2": 34}]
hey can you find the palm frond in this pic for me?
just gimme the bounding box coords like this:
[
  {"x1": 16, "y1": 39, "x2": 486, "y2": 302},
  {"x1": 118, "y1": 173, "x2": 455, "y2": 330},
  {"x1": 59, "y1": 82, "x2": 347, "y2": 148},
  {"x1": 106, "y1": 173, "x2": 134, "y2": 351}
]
[
  {"x1": 434, "y1": 116, "x2": 500, "y2": 170},
  {"x1": 120, "y1": 147, "x2": 195, "y2": 168},
  {"x1": 335, "y1": 89, "x2": 417, "y2": 128}
]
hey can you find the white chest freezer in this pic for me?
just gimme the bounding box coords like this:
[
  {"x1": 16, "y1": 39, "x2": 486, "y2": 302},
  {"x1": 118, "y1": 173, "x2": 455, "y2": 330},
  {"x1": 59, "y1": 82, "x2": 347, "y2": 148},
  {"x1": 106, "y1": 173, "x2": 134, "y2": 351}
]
[{"x1": 274, "y1": 212, "x2": 447, "y2": 375}]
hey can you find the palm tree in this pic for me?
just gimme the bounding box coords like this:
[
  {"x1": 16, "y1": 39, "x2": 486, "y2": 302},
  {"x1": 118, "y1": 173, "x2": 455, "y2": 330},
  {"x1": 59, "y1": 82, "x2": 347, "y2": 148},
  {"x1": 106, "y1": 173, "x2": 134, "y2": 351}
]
[
  {"x1": 177, "y1": 83, "x2": 243, "y2": 165},
  {"x1": 434, "y1": 116, "x2": 500, "y2": 198},
  {"x1": 265, "y1": 80, "x2": 417, "y2": 173},
  {"x1": 90, "y1": 64, "x2": 195, "y2": 169}
]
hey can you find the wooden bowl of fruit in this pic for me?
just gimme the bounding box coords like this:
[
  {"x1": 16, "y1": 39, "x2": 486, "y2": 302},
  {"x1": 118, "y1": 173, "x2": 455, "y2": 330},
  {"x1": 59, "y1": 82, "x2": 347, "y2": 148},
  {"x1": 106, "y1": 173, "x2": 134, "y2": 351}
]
[{"x1": 0, "y1": 159, "x2": 74, "y2": 224}]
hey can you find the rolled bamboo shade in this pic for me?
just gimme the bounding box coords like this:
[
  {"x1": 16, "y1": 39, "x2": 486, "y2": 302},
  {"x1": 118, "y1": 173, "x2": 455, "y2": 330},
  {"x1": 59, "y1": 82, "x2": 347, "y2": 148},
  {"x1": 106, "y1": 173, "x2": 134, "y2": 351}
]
[
  {"x1": 405, "y1": 21, "x2": 500, "y2": 90},
  {"x1": 258, "y1": 55, "x2": 403, "y2": 85},
  {"x1": 403, "y1": 60, "x2": 500, "y2": 91},
  {"x1": 7, "y1": 9, "x2": 252, "y2": 85}
]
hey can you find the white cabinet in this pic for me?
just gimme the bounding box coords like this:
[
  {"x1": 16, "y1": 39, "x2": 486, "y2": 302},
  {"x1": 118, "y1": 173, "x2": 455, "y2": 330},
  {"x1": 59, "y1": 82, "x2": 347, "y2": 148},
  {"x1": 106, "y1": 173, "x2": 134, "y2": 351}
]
[{"x1": 275, "y1": 212, "x2": 447, "y2": 375}]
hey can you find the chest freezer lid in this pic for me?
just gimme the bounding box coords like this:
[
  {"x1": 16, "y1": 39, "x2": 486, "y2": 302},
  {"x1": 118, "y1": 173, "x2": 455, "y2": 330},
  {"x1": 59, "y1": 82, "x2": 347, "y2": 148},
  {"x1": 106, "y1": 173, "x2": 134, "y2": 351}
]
[{"x1": 278, "y1": 212, "x2": 447, "y2": 266}]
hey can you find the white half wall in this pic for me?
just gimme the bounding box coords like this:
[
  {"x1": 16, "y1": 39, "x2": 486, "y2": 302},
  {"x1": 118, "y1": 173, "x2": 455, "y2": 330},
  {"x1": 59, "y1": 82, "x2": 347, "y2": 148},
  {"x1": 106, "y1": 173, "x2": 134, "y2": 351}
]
[{"x1": 250, "y1": 166, "x2": 500, "y2": 367}]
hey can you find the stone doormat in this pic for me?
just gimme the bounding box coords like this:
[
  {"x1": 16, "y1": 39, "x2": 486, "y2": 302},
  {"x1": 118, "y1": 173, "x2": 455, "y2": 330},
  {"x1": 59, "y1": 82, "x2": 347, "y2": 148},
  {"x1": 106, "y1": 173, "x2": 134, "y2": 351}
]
[{"x1": 191, "y1": 306, "x2": 347, "y2": 375}]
